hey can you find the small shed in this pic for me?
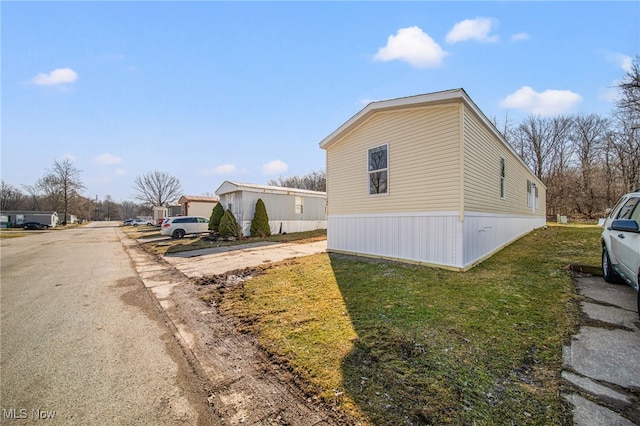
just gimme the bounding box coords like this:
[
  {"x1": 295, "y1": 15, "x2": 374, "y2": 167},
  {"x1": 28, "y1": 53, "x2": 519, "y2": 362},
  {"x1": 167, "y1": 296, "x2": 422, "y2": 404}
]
[
  {"x1": 319, "y1": 88, "x2": 546, "y2": 271},
  {"x1": 152, "y1": 203, "x2": 184, "y2": 225},
  {"x1": 215, "y1": 181, "x2": 327, "y2": 236},
  {"x1": 178, "y1": 195, "x2": 219, "y2": 218}
]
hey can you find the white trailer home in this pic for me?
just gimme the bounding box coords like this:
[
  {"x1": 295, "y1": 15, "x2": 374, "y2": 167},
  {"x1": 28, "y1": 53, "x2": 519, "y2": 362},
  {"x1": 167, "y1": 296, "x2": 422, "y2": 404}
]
[
  {"x1": 0, "y1": 211, "x2": 59, "y2": 228},
  {"x1": 215, "y1": 181, "x2": 327, "y2": 236},
  {"x1": 319, "y1": 88, "x2": 546, "y2": 271}
]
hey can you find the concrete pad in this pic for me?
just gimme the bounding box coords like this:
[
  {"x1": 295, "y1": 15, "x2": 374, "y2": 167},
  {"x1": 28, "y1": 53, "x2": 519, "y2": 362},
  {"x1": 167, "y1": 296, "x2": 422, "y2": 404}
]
[
  {"x1": 563, "y1": 393, "x2": 636, "y2": 426},
  {"x1": 561, "y1": 371, "x2": 632, "y2": 404},
  {"x1": 148, "y1": 284, "x2": 179, "y2": 300},
  {"x1": 581, "y1": 301, "x2": 639, "y2": 330},
  {"x1": 164, "y1": 240, "x2": 327, "y2": 277},
  {"x1": 135, "y1": 265, "x2": 167, "y2": 275},
  {"x1": 165, "y1": 241, "x2": 279, "y2": 258},
  {"x1": 576, "y1": 276, "x2": 638, "y2": 312},
  {"x1": 142, "y1": 279, "x2": 173, "y2": 289},
  {"x1": 563, "y1": 326, "x2": 640, "y2": 389}
]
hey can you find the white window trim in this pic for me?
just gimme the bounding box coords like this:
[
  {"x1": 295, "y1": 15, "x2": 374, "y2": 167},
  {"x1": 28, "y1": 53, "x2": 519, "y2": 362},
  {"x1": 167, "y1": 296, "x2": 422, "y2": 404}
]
[
  {"x1": 295, "y1": 196, "x2": 303, "y2": 214},
  {"x1": 367, "y1": 143, "x2": 389, "y2": 197}
]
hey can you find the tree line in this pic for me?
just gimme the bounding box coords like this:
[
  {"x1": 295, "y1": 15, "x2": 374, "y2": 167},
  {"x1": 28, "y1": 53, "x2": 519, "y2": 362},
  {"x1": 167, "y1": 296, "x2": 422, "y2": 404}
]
[
  {"x1": 0, "y1": 161, "x2": 161, "y2": 222},
  {"x1": 496, "y1": 56, "x2": 639, "y2": 219}
]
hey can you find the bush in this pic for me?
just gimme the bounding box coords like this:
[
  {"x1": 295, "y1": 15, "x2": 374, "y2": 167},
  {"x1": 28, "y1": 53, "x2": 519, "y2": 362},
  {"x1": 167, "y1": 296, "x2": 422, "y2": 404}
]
[
  {"x1": 250, "y1": 198, "x2": 271, "y2": 238},
  {"x1": 209, "y1": 203, "x2": 224, "y2": 232},
  {"x1": 219, "y1": 209, "x2": 242, "y2": 239}
]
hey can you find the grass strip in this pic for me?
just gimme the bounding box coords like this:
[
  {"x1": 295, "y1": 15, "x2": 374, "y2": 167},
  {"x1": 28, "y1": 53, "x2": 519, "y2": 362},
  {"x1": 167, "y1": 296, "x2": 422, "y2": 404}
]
[{"x1": 218, "y1": 224, "x2": 602, "y2": 425}]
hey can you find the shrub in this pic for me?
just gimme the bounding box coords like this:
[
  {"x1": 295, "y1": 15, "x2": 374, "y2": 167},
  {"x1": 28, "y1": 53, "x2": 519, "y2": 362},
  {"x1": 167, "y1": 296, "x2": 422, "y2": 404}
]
[
  {"x1": 219, "y1": 209, "x2": 242, "y2": 239},
  {"x1": 250, "y1": 198, "x2": 271, "y2": 238},
  {"x1": 209, "y1": 203, "x2": 224, "y2": 232}
]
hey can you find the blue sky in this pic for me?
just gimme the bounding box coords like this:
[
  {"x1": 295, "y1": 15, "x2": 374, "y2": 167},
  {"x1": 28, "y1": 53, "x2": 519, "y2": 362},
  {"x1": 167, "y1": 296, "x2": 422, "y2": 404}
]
[{"x1": 2, "y1": 1, "x2": 638, "y2": 203}]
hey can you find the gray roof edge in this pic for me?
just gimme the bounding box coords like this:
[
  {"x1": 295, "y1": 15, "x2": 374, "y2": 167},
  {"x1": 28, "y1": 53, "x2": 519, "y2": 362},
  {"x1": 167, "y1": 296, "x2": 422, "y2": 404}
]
[{"x1": 215, "y1": 180, "x2": 326, "y2": 197}]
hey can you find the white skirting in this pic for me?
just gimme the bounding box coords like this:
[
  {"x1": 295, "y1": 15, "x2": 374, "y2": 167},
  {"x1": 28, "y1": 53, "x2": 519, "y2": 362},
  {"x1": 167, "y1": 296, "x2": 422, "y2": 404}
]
[
  {"x1": 327, "y1": 212, "x2": 545, "y2": 270},
  {"x1": 240, "y1": 220, "x2": 327, "y2": 236}
]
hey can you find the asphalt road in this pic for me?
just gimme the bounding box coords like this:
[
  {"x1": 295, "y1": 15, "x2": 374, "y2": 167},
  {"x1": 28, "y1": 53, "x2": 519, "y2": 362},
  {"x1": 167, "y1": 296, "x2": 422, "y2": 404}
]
[{"x1": 0, "y1": 222, "x2": 219, "y2": 425}]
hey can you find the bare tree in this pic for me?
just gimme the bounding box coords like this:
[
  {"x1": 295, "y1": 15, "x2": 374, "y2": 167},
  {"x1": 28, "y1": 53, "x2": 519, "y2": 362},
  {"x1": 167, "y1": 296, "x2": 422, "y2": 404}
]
[
  {"x1": 268, "y1": 169, "x2": 326, "y2": 192},
  {"x1": 133, "y1": 171, "x2": 183, "y2": 207},
  {"x1": 119, "y1": 200, "x2": 137, "y2": 220},
  {"x1": 35, "y1": 174, "x2": 64, "y2": 212},
  {"x1": 616, "y1": 55, "x2": 640, "y2": 117},
  {"x1": 50, "y1": 158, "x2": 85, "y2": 224},
  {"x1": 22, "y1": 184, "x2": 42, "y2": 211},
  {"x1": 512, "y1": 115, "x2": 573, "y2": 216},
  {"x1": 0, "y1": 181, "x2": 26, "y2": 211},
  {"x1": 611, "y1": 56, "x2": 640, "y2": 193},
  {"x1": 512, "y1": 116, "x2": 555, "y2": 179},
  {"x1": 569, "y1": 114, "x2": 610, "y2": 218},
  {"x1": 490, "y1": 111, "x2": 516, "y2": 147},
  {"x1": 608, "y1": 115, "x2": 640, "y2": 194}
]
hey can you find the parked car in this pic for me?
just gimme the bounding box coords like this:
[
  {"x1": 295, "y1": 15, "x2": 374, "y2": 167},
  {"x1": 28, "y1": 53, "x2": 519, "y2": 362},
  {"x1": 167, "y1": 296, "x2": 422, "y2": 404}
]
[
  {"x1": 601, "y1": 189, "x2": 640, "y2": 317},
  {"x1": 160, "y1": 216, "x2": 210, "y2": 239},
  {"x1": 130, "y1": 218, "x2": 153, "y2": 226},
  {"x1": 123, "y1": 219, "x2": 134, "y2": 226},
  {"x1": 22, "y1": 222, "x2": 50, "y2": 230}
]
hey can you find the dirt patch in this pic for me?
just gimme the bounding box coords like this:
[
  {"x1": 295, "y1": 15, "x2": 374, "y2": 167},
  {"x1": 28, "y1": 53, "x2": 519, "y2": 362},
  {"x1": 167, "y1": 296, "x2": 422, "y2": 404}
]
[
  {"x1": 120, "y1": 277, "x2": 222, "y2": 425},
  {"x1": 134, "y1": 250, "x2": 352, "y2": 425}
]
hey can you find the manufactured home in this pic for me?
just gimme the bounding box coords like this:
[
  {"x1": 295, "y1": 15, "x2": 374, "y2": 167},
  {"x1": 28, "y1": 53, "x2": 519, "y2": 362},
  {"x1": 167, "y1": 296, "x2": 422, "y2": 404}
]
[
  {"x1": 178, "y1": 195, "x2": 219, "y2": 218},
  {"x1": 215, "y1": 181, "x2": 327, "y2": 236},
  {"x1": 319, "y1": 88, "x2": 546, "y2": 271},
  {"x1": 0, "y1": 211, "x2": 59, "y2": 228}
]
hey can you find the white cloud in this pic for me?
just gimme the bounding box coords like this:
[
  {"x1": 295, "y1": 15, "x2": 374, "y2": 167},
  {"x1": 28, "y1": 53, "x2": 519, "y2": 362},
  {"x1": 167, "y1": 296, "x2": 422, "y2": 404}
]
[
  {"x1": 604, "y1": 52, "x2": 633, "y2": 73},
  {"x1": 93, "y1": 153, "x2": 123, "y2": 166},
  {"x1": 511, "y1": 32, "x2": 530, "y2": 42},
  {"x1": 261, "y1": 159, "x2": 288, "y2": 176},
  {"x1": 32, "y1": 68, "x2": 78, "y2": 86},
  {"x1": 373, "y1": 26, "x2": 448, "y2": 69},
  {"x1": 499, "y1": 86, "x2": 583, "y2": 115},
  {"x1": 446, "y1": 17, "x2": 499, "y2": 44},
  {"x1": 198, "y1": 163, "x2": 238, "y2": 176},
  {"x1": 115, "y1": 168, "x2": 127, "y2": 176}
]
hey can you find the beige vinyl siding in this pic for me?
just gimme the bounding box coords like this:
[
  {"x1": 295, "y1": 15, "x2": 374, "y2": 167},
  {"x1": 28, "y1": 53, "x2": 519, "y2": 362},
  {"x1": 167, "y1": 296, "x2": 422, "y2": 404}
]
[
  {"x1": 327, "y1": 105, "x2": 462, "y2": 215},
  {"x1": 463, "y1": 107, "x2": 545, "y2": 216}
]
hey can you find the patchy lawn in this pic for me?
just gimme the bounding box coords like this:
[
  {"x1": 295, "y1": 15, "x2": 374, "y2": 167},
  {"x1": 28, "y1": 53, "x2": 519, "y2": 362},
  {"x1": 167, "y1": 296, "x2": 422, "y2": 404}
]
[
  {"x1": 214, "y1": 224, "x2": 602, "y2": 425},
  {"x1": 0, "y1": 230, "x2": 30, "y2": 238}
]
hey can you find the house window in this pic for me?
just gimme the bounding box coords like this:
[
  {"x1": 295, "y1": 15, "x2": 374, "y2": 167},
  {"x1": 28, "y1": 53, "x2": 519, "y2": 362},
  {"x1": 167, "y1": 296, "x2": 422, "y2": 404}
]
[
  {"x1": 295, "y1": 196, "x2": 303, "y2": 214},
  {"x1": 500, "y1": 157, "x2": 506, "y2": 199},
  {"x1": 527, "y1": 180, "x2": 532, "y2": 207},
  {"x1": 368, "y1": 144, "x2": 388, "y2": 195},
  {"x1": 226, "y1": 194, "x2": 234, "y2": 213}
]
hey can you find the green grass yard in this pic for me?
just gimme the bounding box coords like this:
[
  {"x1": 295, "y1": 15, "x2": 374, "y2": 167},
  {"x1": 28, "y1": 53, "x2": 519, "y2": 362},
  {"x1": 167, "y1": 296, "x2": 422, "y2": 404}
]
[{"x1": 216, "y1": 224, "x2": 602, "y2": 425}]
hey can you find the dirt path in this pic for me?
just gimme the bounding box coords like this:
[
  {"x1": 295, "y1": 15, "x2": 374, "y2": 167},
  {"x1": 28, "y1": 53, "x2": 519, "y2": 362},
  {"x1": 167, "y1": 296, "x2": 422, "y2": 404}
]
[{"x1": 119, "y1": 233, "x2": 348, "y2": 425}]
